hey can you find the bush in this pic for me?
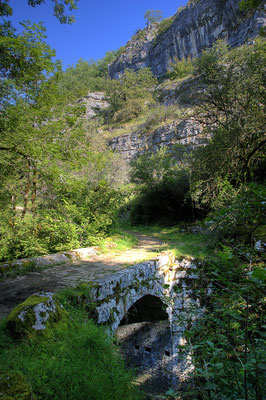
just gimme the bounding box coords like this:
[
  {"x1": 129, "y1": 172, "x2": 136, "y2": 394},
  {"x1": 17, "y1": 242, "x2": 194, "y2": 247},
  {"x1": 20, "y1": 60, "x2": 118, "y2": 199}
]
[
  {"x1": 206, "y1": 182, "x2": 266, "y2": 246},
  {"x1": 0, "y1": 214, "x2": 48, "y2": 261},
  {"x1": 143, "y1": 104, "x2": 181, "y2": 131},
  {"x1": 105, "y1": 68, "x2": 157, "y2": 123},
  {"x1": 168, "y1": 56, "x2": 194, "y2": 80},
  {"x1": 0, "y1": 307, "x2": 140, "y2": 400},
  {"x1": 179, "y1": 247, "x2": 266, "y2": 400},
  {"x1": 129, "y1": 148, "x2": 194, "y2": 224},
  {"x1": 112, "y1": 98, "x2": 145, "y2": 123}
]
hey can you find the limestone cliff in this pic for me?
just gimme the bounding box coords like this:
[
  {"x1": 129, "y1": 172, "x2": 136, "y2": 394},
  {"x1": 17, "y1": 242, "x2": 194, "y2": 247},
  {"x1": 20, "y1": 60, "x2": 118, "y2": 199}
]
[
  {"x1": 76, "y1": 92, "x2": 109, "y2": 117},
  {"x1": 109, "y1": 0, "x2": 265, "y2": 78},
  {"x1": 108, "y1": 118, "x2": 206, "y2": 163}
]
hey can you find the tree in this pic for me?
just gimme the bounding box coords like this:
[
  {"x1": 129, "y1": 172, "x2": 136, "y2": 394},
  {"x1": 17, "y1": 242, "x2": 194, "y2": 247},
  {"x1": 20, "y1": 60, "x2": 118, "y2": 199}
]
[
  {"x1": 190, "y1": 39, "x2": 266, "y2": 208},
  {"x1": 129, "y1": 148, "x2": 192, "y2": 224},
  {"x1": 144, "y1": 9, "x2": 163, "y2": 26},
  {"x1": 105, "y1": 68, "x2": 157, "y2": 122},
  {"x1": 238, "y1": 0, "x2": 264, "y2": 10},
  {"x1": 1, "y1": 0, "x2": 79, "y2": 24},
  {"x1": 0, "y1": 0, "x2": 127, "y2": 260}
]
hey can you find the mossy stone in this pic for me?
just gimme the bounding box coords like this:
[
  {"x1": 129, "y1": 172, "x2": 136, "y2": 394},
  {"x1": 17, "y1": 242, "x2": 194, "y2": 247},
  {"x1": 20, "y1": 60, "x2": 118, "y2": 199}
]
[
  {"x1": 0, "y1": 370, "x2": 36, "y2": 400},
  {"x1": 7, "y1": 292, "x2": 73, "y2": 339}
]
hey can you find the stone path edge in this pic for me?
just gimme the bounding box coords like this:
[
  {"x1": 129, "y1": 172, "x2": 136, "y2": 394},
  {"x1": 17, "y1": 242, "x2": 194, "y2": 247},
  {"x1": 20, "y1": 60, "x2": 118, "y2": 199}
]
[{"x1": 0, "y1": 247, "x2": 97, "y2": 275}]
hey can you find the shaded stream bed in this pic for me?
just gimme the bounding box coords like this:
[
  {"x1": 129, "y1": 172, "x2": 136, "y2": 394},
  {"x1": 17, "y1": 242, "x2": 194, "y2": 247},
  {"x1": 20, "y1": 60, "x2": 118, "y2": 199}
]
[{"x1": 115, "y1": 295, "x2": 174, "y2": 395}]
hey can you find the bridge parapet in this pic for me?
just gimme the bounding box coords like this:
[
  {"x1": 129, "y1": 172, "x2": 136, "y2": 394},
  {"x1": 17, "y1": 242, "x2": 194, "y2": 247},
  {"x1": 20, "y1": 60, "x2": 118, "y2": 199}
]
[{"x1": 86, "y1": 253, "x2": 207, "y2": 391}]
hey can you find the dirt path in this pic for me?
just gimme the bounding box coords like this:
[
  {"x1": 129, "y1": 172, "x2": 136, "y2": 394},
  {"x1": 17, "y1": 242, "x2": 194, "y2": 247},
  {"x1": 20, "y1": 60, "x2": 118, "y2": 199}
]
[{"x1": 0, "y1": 232, "x2": 164, "y2": 319}]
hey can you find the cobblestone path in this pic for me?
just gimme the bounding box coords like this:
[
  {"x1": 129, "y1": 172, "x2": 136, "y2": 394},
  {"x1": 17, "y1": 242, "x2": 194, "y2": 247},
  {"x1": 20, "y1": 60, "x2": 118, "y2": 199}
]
[{"x1": 0, "y1": 233, "x2": 164, "y2": 319}]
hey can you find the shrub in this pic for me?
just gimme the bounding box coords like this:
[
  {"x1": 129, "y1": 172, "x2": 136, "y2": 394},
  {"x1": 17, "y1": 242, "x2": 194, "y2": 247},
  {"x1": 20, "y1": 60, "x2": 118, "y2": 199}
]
[
  {"x1": 143, "y1": 104, "x2": 181, "y2": 131},
  {"x1": 168, "y1": 56, "x2": 194, "y2": 80},
  {"x1": 206, "y1": 182, "x2": 266, "y2": 246},
  {"x1": 0, "y1": 308, "x2": 140, "y2": 400},
  {"x1": 155, "y1": 17, "x2": 174, "y2": 39},
  {"x1": 129, "y1": 148, "x2": 194, "y2": 224},
  {"x1": 112, "y1": 99, "x2": 145, "y2": 123},
  {"x1": 179, "y1": 248, "x2": 266, "y2": 400}
]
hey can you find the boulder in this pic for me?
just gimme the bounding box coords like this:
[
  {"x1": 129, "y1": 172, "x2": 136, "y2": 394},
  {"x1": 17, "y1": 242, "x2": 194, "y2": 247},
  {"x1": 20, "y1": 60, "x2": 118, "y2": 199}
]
[
  {"x1": 0, "y1": 370, "x2": 36, "y2": 400},
  {"x1": 7, "y1": 292, "x2": 72, "y2": 339}
]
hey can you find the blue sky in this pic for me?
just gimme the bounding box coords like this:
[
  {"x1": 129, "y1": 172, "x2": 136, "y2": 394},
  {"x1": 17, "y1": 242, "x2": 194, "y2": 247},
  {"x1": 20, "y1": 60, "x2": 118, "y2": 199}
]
[{"x1": 9, "y1": 0, "x2": 186, "y2": 70}]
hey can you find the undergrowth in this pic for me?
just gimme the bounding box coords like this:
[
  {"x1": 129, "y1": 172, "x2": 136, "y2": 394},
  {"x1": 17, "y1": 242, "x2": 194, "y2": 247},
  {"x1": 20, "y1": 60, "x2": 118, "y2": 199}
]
[
  {"x1": 98, "y1": 231, "x2": 139, "y2": 254},
  {"x1": 125, "y1": 224, "x2": 215, "y2": 260},
  {"x1": 0, "y1": 291, "x2": 141, "y2": 400}
]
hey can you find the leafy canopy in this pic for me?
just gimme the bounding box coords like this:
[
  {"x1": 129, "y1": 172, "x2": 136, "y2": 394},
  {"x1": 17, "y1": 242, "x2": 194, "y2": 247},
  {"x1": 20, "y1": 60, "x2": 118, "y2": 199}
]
[
  {"x1": 1, "y1": 0, "x2": 79, "y2": 24},
  {"x1": 144, "y1": 9, "x2": 163, "y2": 26},
  {"x1": 190, "y1": 39, "x2": 266, "y2": 208}
]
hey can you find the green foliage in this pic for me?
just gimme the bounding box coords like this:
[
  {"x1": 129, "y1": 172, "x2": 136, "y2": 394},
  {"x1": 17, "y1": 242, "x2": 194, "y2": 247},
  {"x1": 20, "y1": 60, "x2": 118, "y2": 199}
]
[
  {"x1": 0, "y1": 20, "x2": 59, "y2": 105},
  {"x1": 105, "y1": 68, "x2": 157, "y2": 122},
  {"x1": 56, "y1": 50, "x2": 120, "y2": 101},
  {"x1": 0, "y1": 305, "x2": 140, "y2": 400},
  {"x1": 142, "y1": 104, "x2": 181, "y2": 131},
  {"x1": 179, "y1": 248, "x2": 265, "y2": 400},
  {"x1": 133, "y1": 29, "x2": 146, "y2": 41},
  {"x1": 168, "y1": 56, "x2": 194, "y2": 80},
  {"x1": 28, "y1": 0, "x2": 79, "y2": 24},
  {"x1": 153, "y1": 17, "x2": 174, "y2": 45},
  {"x1": 191, "y1": 39, "x2": 266, "y2": 208},
  {"x1": 0, "y1": 0, "x2": 78, "y2": 24},
  {"x1": 129, "y1": 148, "x2": 193, "y2": 224},
  {"x1": 206, "y1": 182, "x2": 266, "y2": 246},
  {"x1": 0, "y1": 21, "x2": 127, "y2": 263},
  {"x1": 238, "y1": 0, "x2": 264, "y2": 10},
  {"x1": 144, "y1": 9, "x2": 163, "y2": 26},
  {"x1": 156, "y1": 17, "x2": 174, "y2": 37}
]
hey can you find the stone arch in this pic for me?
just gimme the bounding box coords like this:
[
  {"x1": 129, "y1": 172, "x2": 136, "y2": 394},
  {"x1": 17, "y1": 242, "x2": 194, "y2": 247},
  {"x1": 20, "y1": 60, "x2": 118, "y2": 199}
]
[
  {"x1": 109, "y1": 284, "x2": 171, "y2": 333},
  {"x1": 119, "y1": 294, "x2": 169, "y2": 325},
  {"x1": 115, "y1": 294, "x2": 173, "y2": 394}
]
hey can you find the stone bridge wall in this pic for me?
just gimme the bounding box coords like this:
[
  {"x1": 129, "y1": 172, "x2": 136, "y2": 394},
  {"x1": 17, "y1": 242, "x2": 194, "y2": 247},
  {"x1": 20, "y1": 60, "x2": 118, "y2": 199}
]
[{"x1": 87, "y1": 254, "x2": 207, "y2": 388}]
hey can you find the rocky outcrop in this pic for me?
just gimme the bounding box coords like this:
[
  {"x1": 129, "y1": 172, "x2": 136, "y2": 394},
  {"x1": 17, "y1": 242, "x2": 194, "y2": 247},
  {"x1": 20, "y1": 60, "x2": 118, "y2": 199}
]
[
  {"x1": 108, "y1": 118, "x2": 207, "y2": 162},
  {"x1": 7, "y1": 292, "x2": 72, "y2": 339},
  {"x1": 109, "y1": 0, "x2": 265, "y2": 78},
  {"x1": 76, "y1": 92, "x2": 109, "y2": 117}
]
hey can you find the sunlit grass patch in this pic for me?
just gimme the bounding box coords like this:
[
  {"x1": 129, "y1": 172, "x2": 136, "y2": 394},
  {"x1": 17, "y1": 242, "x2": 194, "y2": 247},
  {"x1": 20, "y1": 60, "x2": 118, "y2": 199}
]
[
  {"x1": 128, "y1": 224, "x2": 215, "y2": 260},
  {"x1": 98, "y1": 232, "x2": 139, "y2": 254},
  {"x1": 101, "y1": 116, "x2": 146, "y2": 139}
]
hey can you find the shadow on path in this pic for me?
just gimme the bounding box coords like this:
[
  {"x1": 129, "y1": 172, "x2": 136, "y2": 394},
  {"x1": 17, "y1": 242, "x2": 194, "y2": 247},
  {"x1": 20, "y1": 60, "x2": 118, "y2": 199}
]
[{"x1": 0, "y1": 232, "x2": 164, "y2": 319}]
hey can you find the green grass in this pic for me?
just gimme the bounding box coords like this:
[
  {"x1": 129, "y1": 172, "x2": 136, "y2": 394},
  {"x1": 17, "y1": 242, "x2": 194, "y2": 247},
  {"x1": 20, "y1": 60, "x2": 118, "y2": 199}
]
[
  {"x1": 0, "y1": 290, "x2": 141, "y2": 400},
  {"x1": 101, "y1": 115, "x2": 146, "y2": 139},
  {"x1": 126, "y1": 224, "x2": 216, "y2": 260},
  {"x1": 98, "y1": 231, "x2": 139, "y2": 254}
]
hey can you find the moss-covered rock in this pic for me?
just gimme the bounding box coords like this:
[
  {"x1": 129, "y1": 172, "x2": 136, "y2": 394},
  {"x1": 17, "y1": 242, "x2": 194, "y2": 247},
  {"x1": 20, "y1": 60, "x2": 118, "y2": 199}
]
[
  {"x1": 0, "y1": 370, "x2": 36, "y2": 400},
  {"x1": 7, "y1": 292, "x2": 72, "y2": 339}
]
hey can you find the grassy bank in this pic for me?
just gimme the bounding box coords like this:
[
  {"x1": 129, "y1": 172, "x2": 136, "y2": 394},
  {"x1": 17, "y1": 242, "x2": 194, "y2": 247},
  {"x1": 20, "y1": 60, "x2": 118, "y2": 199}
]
[
  {"x1": 126, "y1": 224, "x2": 216, "y2": 260},
  {"x1": 0, "y1": 289, "x2": 141, "y2": 400}
]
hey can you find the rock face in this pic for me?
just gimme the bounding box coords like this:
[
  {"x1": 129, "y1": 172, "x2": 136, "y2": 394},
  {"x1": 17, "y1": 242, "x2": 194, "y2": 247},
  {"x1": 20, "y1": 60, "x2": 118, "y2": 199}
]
[
  {"x1": 76, "y1": 92, "x2": 109, "y2": 117},
  {"x1": 109, "y1": 0, "x2": 265, "y2": 78},
  {"x1": 7, "y1": 293, "x2": 72, "y2": 339},
  {"x1": 108, "y1": 118, "x2": 206, "y2": 162}
]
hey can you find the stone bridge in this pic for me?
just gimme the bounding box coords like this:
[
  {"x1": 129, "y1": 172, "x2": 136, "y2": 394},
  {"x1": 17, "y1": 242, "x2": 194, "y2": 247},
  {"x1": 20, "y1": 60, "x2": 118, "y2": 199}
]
[
  {"x1": 86, "y1": 254, "x2": 206, "y2": 393},
  {"x1": 1, "y1": 248, "x2": 208, "y2": 394}
]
